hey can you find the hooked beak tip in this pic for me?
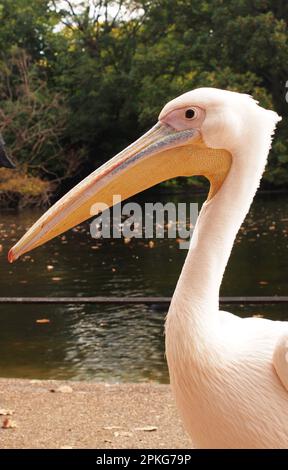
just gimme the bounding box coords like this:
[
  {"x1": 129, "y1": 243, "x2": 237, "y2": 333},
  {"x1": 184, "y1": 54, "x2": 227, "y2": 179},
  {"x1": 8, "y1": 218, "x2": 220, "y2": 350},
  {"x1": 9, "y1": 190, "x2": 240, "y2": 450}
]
[{"x1": 8, "y1": 248, "x2": 15, "y2": 263}]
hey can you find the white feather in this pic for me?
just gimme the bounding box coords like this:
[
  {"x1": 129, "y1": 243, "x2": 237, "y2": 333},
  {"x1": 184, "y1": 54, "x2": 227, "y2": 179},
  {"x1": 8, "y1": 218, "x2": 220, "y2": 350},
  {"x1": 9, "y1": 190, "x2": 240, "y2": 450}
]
[{"x1": 165, "y1": 88, "x2": 286, "y2": 449}]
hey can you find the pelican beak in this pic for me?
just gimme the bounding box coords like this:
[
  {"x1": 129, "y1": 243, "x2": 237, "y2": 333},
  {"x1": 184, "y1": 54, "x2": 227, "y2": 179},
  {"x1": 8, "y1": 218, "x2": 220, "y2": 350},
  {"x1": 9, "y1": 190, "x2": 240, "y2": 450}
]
[
  {"x1": 8, "y1": 122, "x2": 230, "y2": 261},
  {"x1": 0, "y1": 135, "x2": 15, "y2": 169}
]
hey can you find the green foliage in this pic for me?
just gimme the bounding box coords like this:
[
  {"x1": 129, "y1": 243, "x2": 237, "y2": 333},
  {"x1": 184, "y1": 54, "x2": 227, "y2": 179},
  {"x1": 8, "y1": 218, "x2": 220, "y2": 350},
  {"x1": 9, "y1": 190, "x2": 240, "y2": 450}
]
[
  {"x1": 0, "y1": 48, "x2": 81, "y2": 181},
  {"x1": 0, "y1": 0, "x2": 287, "y2": 205}
]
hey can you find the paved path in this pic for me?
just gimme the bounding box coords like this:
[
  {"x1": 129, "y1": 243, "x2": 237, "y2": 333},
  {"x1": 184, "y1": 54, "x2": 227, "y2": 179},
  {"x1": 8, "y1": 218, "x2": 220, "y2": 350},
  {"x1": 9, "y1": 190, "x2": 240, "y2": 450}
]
[{"x1": 0, "y1": 379, "x2": 191, "y2": 449}]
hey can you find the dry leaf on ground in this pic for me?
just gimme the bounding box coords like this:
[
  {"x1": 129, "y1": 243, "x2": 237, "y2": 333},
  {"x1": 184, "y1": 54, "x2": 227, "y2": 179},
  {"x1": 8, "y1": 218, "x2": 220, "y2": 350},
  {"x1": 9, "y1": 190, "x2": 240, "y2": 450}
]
[
  {"x1": 0, "y1": 409, "x2": 14, "y2": 416},
  {"x1": 114, "y1": 431, "x2": 133, "y2": 437},
  {"x1": 2, "y1": 418, "x2": 17, "y2": 429},
  {"x1": 134, "y1": 426, "x2": 158, "y2": 432},
  {"x1": 54, "y1": 385, "x2": 73, "y2": 393}
]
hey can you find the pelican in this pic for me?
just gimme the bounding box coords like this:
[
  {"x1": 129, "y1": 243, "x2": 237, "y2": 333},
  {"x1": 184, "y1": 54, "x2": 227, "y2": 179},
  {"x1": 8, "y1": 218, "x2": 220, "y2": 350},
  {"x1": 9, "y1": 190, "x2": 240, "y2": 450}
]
[{"x1": 9, "y1": 88, "x2": 288, "y2": 448}]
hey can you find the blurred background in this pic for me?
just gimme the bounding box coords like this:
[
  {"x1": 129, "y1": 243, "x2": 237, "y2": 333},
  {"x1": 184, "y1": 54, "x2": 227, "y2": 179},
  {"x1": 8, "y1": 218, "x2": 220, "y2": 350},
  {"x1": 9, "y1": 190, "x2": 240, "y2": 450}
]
[{"x1": 0, "y1": 0, "x2": 287, "y2": 383}]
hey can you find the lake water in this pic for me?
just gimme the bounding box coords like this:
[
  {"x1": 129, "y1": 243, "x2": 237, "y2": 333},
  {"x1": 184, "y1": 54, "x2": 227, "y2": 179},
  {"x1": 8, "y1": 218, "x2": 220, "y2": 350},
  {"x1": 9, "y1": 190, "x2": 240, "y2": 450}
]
[{"x1": 0, "y1": 191, "x2": 287, "y2": 383}]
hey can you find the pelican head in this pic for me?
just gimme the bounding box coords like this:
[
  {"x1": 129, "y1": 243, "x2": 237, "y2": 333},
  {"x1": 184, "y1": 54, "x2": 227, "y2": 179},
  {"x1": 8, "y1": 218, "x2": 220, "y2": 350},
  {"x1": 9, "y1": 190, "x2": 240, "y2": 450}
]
[{"x1": 8, "y1": 87, "x2": 279, "y2": 261}]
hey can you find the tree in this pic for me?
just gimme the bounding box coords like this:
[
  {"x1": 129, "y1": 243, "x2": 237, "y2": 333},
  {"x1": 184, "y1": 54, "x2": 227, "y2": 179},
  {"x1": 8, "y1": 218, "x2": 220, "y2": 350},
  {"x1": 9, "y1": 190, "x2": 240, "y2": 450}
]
[{"x1": 0, "y1": 0, "x2": 287, "y2": 206}]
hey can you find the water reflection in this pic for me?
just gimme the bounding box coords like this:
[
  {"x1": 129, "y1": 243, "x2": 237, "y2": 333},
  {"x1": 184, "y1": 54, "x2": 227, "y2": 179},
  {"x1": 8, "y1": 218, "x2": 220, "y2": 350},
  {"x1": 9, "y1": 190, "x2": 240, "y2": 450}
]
[
  {"x1": 0, "y1": 192, "x2": 287, "y2": 382},
  {"x1": 0, "y1": 303, "x2": 166, "y2": 382}
]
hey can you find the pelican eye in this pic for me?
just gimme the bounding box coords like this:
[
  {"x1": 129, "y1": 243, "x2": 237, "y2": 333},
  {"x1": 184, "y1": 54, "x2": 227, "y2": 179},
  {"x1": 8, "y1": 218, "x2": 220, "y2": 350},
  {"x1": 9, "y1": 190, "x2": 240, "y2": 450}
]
[{"x1": 185, "y1": 109, "x2": 196, "y2": 119}]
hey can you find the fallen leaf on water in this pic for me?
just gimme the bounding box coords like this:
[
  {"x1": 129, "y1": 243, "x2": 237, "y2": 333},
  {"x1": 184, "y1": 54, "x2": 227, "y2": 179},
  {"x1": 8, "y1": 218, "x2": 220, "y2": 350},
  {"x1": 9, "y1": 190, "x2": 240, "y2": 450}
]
[
  {"x1": 259, "y1": 281, "x2": 268, "y2": 285},
  {"x1": 2, "y1": 418, "x2": 17, "y2": 429},
  {"x1": 52, "y1": 277, "x2": 62, "y2": 281},
  {"x1": 46, "y1": 265, "x2": 54, "y2": 271},
  {"x1": 134, "y1": 426, "x2": 158, "y2": 432},
  {"x1": 0, "y1": 409, "x2": 14, "y2": 416},
  {"x1": 36, "y1": 319, "x2": 50, "y2": 324}
]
